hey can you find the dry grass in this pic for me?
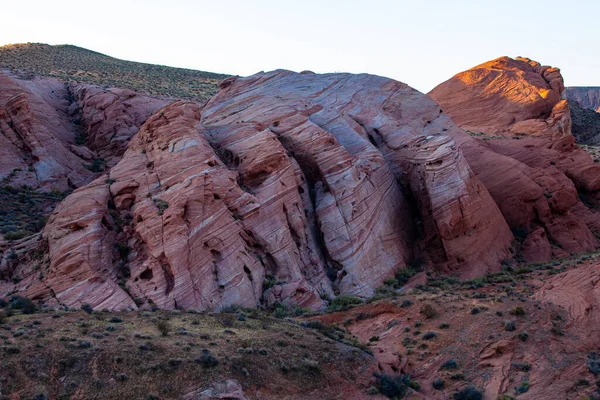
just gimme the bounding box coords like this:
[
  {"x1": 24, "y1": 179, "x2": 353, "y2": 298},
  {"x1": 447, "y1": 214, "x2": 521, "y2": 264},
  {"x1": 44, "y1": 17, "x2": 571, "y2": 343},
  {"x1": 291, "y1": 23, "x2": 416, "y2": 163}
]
[
  {"x1": 0, "y1": 308, "x2": 374, "y2": 399},
  {"x1": 0, "y1": 43, "x2": 228, "y2": 101}
]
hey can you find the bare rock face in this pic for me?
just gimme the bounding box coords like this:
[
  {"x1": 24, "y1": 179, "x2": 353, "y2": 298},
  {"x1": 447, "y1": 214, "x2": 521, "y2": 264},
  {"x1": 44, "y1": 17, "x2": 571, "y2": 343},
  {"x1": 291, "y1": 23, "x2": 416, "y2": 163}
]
[
  {"x1": 430, "y1": 57, "x2": 600, "y2": 262},
  {"x1": 0, "y1": 71, "x2": 92, "y2": 190},
  {"x1": 429, "y1": 56, "x2": 568, "y2": 137},
  {"x1": 0, "y1": 71, "x2": 171, "y2": 192},
  {"x1": 68, "y1": 83, "x2": 170, "y2": 165},
  {"x1": 25, "y1": 70, "x2": 517, "y2": 310},
  {"x1": 202, "y1": 71, "x2": 512, "y2": 280}
]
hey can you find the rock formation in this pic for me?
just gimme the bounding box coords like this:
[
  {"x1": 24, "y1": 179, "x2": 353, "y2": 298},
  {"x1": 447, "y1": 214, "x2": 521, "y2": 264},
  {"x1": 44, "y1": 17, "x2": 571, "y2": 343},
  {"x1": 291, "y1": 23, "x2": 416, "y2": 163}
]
[
  {"x1": 5, "y1": 70, "x2": 518, "y2": 311},
  {"x1": 430, "y1": 56, "x2": 600, "y2": 262},
  {"x1": 0, "y1": 70, "x2": 169, "y2": 191},
  {"x1": 3, "y1": 56, "x2": 600, "y2": 311}
]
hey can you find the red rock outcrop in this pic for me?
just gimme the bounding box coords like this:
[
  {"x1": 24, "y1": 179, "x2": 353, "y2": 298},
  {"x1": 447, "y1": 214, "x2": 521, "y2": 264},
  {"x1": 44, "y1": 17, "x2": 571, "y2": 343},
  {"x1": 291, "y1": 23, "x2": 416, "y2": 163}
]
[
  {"x1": 68, "y1": 83, "x2": 170, "y2": 165},
  {"x1": 7, "y1": 57, "x2": 598, "y2": 311},
  {"x1": 430, "y1": 57, "x2": 600, "y2": 262},
  {"x1": 202, "y1": 71, "x2": 513, "y2": 280},
  {"x1": 18, "y1": 70, "x2": 516, "y2": 310},
  {"x1": 429, "y1": 57, "x2": 568, "y2": 137},
  {"x1": 0, "y1": 71, "x2": 171, "y2": 192},
  {"x1": 0, "y1": 71, "x2": 92, "y2": 190},
  {"x1": 315, "y1": 256, "x2": 600, "y2": 399}
]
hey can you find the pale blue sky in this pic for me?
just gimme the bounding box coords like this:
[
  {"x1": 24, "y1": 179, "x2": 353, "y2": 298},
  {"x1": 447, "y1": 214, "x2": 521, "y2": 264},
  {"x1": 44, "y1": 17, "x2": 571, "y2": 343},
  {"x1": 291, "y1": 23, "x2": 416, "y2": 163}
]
[{"x1": 1, "y1": 0, "x2": 598, "y2": 92}]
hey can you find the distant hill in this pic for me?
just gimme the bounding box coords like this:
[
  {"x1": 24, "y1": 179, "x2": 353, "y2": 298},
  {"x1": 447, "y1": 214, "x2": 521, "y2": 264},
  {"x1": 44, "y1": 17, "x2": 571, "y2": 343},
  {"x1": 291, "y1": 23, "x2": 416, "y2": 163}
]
[
  {"x1": 570, "y1": 100, "x2": 600, "y2": 145},
  {"x1": 0, "y1": 43, "x2": 228, "y2": 101},
  {"x1": 565, "y1": 87, "x2": 600, "y2": 112}
]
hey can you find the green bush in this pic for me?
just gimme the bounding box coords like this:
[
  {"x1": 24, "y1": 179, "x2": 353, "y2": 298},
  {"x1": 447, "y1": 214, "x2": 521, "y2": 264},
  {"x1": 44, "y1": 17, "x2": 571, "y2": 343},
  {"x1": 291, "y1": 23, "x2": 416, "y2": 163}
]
[
  {"x1": 81, "y1": 304, "x2": 93, "y2": 314},
  {"x1": 155, "y1": 320, "x2": 171, "y2": 337},
  {"x1": 420, "y1": 304, "x2": 438, "y2": 319},
  {"x1": 196, "y1": 349, "x2": 218, "y2": 368},
  {"x1": 509, "y1": 306, "x2": 525, "y2": 316},
  {"x1": 432, "y1": 378, "x2": 445, "y2": 390},
  {"x1": 374, "y1": 372, "x2": 420, "y2": 398},
  {"x1": 328, "y1": 294, "x2": 363, "y2": 311},
  {"x1": 9, "y1": 296, "x2": 37, "y2": 314},
  {"x1": 440, "y1": 359, "x2": 458, "y2": 370},
  {"x1": 454, "y1": 386, "x2": 483, "y2": 400},
  {"x1": 4, "y1": 230, "x2": 31, "y2": 241}
]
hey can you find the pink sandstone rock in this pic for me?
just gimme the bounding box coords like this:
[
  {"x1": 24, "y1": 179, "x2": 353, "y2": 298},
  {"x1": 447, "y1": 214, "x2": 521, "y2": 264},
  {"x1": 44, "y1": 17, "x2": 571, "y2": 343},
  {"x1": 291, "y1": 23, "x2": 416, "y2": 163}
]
[{"x1": 430, "y1": 56, "x2": 600, "y2": 262}]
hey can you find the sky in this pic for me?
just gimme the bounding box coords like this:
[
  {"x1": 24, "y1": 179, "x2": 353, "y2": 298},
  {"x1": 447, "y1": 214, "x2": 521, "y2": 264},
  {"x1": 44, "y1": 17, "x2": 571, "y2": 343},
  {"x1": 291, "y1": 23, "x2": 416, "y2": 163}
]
[{"x1": 1, "y1": 0, "x2": 598, "y2": 93}]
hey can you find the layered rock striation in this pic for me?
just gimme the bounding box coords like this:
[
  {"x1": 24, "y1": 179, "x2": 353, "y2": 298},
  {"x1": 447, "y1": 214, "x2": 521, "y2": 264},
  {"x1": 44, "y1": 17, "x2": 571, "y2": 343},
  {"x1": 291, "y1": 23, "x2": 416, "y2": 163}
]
[{"x1": 4, "y1": 56, "x2": 600, "y2": 311}]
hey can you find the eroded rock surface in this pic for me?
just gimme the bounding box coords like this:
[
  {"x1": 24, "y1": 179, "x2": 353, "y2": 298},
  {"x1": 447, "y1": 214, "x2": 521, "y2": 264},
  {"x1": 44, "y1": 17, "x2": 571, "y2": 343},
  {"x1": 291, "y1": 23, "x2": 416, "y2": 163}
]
[
  {"x1": 6, "y1": 57, "x2": 600, "y2": 311},
  {"x1": 430, "y1": 57, "x2": 600, "y2": 262},
  {"x1": 0, "y1": 70, "x2": 170, "y2": 192},
  {"x1": 15, "y1": 70, "x2": 517, "y2": 310}
]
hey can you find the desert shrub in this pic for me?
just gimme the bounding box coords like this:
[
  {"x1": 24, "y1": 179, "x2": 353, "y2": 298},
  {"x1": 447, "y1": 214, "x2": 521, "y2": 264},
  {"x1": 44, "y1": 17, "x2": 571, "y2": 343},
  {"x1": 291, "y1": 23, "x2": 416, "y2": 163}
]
[
  {"x1": 400, "y1": 299, "x2": 413, "y2": 308},
  {"x1": 512, "y1": 361, "x2": 531, "y2": 372},
  {"x1": 515, "y1": 378, "x2": 529, "y2": 394},
  {"x1": 9, "y1": 296, "x2": 37, "y2": 314},
  {"x1": 504, "y1": 320, "x2": 516, "y2": 332},
  {"x1": 432, "y1": 378, "x2": 445, "y2": 390},
  {"x1": 509, "y1": 306, "x2": 525, "y2": 316},
  {"x1": 83, "y1": 159, "x2": 106, "y2": 173},
  {"x1": 109, "y1": 316, "x2": 122, "y2": 323},
  {"x1": 222, "y1": 304, "x2": 242, "y2": 313},
  {"x1": 154, "y1": 199, "x2": 169, "y2": 215},
  {"x1": 0, "y1": 298, "x2": 7, "y2": 308},
  {"x1": 470, "y1": 307, "x2": 480, "y2": 315},
  {"x1": 4, "y1": 230, "x2": 31, "y2": 240},
  {"x1": 439, "y1": 323, "x2": 450, "y2": 329},
  {"x1": 369, "y1": 336, "x2": 380, "y2": 342},
  {"x1": 115, "y1": 373, "x2": 128, "y2": 381},
  {"x1": 301, "y1": 359, "x2": 321, "y2": 373},
  {"x1": 518, "y1": 331, "x2": 529, "y2": 341},
  {"x1": 81, "y1": 304, "x2": 93, "y2": 314},
  {"x1": 218, "y1": 313, "x2": 235, "y2": 326},
  {"x1": 374, "y1": 372, "x2": 420, "y2": 398},
  {"x1": 155, "y1": 320, "x2": 171, "y2": 337},
  {"x1": 423, "y1": 331, "x2": 438, "y2": 340},
  {"x1": 328, "y1": 294, "x2": 363, "y2": 311},
  {"x1": 196, "y1": 349, "x2": 218, "y2": 368},
  {"x1": 453, "y1": 386, "x2": 483, "y2": 400},
  {"x1": 588, "y1": 352, "x2": 600, "y2": 376},
  {"x1": 391, "y1": 267, "x2": 418, "y2": 288},
  {"x1": 356, "y1": 312, "x2": 374, "y2": 321},
  {"x1": 440, "y1": 359, "x2": 459, "y2": 370},
  {"x1": 420, "y1": 304, "x2": 438, "y2": 319}
]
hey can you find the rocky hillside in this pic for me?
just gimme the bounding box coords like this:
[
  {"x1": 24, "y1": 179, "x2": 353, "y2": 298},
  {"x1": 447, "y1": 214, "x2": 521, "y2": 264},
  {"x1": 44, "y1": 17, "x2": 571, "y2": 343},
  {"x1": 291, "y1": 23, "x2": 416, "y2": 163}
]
[
  {"x1": 566, "y1": 87, "x2": 600, "y2": 112},
  {"x1": 0, "y1": 43, "x2": 228, "y2": 101},
  {"x1": 0, "y1": 305, "x2": 380, "y2": 399},
  {"x1": 570, "y1": 99, "x2": 600, "y2": 145},
  {"x1": 2, "y1": 51, "x2": 600, "y2": 399},
  {"x1": 2, "y1": 56, "x2": 600, "y2": 317},
  {"x1": 313, "y1": 251, "x2": 600, "y2": 399}
]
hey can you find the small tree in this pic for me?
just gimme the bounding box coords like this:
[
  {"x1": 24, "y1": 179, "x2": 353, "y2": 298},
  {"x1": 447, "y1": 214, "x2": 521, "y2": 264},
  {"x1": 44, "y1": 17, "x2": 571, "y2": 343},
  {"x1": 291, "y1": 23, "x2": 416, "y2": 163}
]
[{"x1": 155, "y1": 320, "x2": 171, "y2": 337}]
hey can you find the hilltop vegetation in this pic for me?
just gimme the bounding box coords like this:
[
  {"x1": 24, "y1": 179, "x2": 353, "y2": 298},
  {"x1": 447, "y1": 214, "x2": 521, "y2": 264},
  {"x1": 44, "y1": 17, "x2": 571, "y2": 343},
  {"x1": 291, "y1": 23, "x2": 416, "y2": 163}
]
[{"x1": 0, "y1": 43, "x2": 228, "y2": 101}]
